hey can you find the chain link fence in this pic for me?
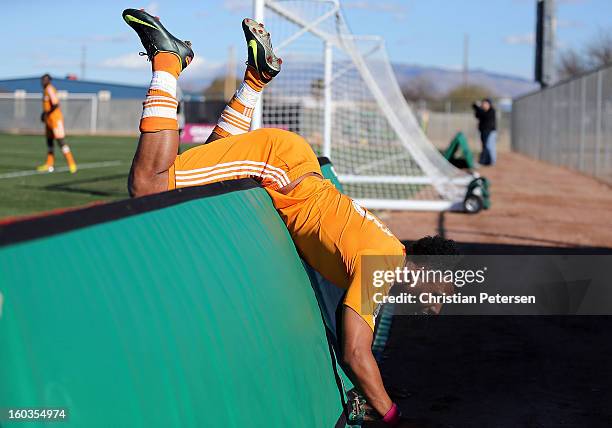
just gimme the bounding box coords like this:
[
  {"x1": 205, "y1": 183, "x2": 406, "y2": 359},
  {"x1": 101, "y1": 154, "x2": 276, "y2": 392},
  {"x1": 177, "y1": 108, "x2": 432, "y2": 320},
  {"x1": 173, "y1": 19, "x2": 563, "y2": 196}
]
[
  {"x1": 0, "y1": 93, "x2": 142, "y2": 135},
  {"x1": 0, "y1": 91, "x2": 510, "y2": 158},
  {"x1": 512, "y1": 66, "x2": 612, "y2": 184}
]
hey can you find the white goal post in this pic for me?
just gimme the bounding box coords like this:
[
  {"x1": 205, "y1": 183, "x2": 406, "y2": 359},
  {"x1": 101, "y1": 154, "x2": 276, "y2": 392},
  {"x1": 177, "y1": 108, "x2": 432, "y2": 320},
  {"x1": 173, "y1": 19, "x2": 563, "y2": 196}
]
[{"x1": 253, "y1": 0, "x2": 476, "y2": 211}]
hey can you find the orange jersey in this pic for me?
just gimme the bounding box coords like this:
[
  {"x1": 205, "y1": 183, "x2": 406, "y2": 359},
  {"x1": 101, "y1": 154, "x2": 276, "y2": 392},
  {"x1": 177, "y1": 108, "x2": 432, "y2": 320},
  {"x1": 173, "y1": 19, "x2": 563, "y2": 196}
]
[
  {"x1": 43, "y1": 84, "x2": 64, "y2": 139},
  {"x1": 268, "y1": 177, "x2": 405, "y2": 330},
  {"x1": 43, "y1": 84, "x2": 62, "y2": 115},
  {"x1": 169, "y1": 128, "x2": 404, "y2": 330}
]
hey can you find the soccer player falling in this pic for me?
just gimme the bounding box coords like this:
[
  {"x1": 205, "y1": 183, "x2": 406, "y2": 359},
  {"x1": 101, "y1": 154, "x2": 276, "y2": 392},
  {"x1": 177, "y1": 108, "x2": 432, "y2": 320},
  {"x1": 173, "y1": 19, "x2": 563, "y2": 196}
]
[
  {"x1": 123, "y1": 8, "x2": 447, "y2": 425},
  {"x1": 37, "y1": 74, "x2": 77, "y2": 173}
]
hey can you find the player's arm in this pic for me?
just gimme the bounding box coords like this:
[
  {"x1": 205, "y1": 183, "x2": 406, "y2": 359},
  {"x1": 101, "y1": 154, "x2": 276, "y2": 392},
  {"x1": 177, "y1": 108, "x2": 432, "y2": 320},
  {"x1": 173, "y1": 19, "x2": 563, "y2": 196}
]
[{"x1": 342, "y1": 306, "x2": 395, "y2": 419}]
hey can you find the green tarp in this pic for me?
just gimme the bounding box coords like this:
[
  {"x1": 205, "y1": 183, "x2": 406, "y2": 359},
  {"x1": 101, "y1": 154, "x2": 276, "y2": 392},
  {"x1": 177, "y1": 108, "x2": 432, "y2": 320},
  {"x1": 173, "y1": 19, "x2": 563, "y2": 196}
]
[{"x1": 0, "y1": 182, "x2": 345, "y2": 427}]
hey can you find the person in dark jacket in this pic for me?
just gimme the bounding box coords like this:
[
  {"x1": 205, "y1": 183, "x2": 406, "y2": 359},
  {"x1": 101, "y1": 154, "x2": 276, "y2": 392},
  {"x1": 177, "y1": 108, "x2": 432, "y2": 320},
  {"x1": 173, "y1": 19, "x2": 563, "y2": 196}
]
[{"x1": 472, "y1": 98, "x2": 497, "y2": 166}]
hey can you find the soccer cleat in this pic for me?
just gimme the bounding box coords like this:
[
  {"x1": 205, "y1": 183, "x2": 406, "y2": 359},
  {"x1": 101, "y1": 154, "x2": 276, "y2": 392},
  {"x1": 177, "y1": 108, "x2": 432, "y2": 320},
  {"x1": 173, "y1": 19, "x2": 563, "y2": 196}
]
[
  {"x1": 122, "y1": 8, "x2": 194, "y2": 72},
  {"x1": 69, "y1": 163, "x2": 77, "y2": 174},
  {"x1": 37, "y1": 164, "x2": 54, "y2": 173},
  {"x1": 242, "y1": 18, "x2": 282, "y2": 83}
]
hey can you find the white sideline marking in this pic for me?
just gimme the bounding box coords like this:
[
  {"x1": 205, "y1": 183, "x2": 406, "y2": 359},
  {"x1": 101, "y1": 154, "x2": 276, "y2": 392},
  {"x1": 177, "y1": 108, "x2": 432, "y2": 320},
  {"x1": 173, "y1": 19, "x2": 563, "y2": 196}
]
[{"x1": 0, "y1": 161, "x2": 123, "y2": 179}]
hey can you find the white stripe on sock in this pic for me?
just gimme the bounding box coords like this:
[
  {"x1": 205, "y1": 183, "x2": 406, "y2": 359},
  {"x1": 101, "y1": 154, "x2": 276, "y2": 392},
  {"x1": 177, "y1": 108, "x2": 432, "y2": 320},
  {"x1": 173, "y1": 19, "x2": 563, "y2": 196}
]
[
  {"x1": 218, "y1": 120, "x2": 247, "y2": 136},
  {"x1": 223, "y1": 105, "x2": 251, "y2": 125},
  {"x1": 234, "y1": 81, "x2": 260, "y2": 108},
  {"x1": 149, "y1": 71, "x2": 177, "y2": 98},
  {"x1": 142, "y1": 105, "x2": 178, "y2": 120}
]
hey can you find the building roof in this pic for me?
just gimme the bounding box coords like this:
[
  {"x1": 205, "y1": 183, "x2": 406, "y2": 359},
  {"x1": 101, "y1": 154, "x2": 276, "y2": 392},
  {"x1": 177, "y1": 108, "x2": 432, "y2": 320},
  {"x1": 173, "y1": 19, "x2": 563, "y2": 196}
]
[{"x1": 0, "y1": 76, "x2": 200, "y2": 99}]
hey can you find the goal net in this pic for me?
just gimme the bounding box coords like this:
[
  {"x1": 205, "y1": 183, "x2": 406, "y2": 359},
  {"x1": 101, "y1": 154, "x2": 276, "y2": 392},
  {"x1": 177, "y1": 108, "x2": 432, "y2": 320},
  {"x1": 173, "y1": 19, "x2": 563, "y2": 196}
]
[{"x1": 258, "y1": 0, "x2": 473, "y2": 210}]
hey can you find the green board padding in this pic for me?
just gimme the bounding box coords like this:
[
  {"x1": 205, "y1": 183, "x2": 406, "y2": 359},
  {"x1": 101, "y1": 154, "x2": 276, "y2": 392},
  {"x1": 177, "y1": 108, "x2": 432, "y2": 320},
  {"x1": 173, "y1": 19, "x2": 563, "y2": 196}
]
[
  {"x1": 0, "y1": 186, "x2": 344, "y2": 427},
  {"x1": 319, "y1": 158, "x2": 344, "y2": 193}
]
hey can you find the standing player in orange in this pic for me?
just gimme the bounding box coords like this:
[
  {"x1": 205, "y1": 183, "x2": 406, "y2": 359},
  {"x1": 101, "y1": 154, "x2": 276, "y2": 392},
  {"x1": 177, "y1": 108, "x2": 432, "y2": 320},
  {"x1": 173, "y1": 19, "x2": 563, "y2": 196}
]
[
  {"x1": 37, "y1": 74, "x2": 77, "y2": 173},
  {"x1": 124, "y1": 9, "x2": 410, "y2": 424}
]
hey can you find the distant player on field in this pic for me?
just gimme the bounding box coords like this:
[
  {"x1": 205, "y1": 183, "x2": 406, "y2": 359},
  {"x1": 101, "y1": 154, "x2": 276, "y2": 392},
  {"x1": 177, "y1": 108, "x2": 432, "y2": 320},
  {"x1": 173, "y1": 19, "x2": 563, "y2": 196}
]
[
  {"x1": 123, "y1": 9, "x2": 454, "y2": 425},
  {"x1": 37, "y1": 74, "x2": 77, "y2": 173}
]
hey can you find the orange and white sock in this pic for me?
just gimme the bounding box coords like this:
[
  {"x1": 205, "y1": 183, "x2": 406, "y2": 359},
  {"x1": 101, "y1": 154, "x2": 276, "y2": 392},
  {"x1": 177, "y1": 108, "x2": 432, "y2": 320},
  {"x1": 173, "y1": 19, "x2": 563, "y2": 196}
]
[
  {"x1": 45, "y1": 152, "x2": 55, "y2": 167},
  {"x1": 61, "y1": 145, "x2": 76, "y2": 167},
  {"x1": 212, "y1": 66, "x2": 266, "y2": 138},
  {"x1": 140, "y1": 53, "x2": 181, "y2": 133}
]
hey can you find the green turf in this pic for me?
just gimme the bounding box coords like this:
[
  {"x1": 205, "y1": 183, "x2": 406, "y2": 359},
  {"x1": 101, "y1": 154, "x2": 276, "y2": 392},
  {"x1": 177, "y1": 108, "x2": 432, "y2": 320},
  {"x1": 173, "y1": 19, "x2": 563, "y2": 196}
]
[
  {"x1": 0, "y1": 132, "x2": 435, "y2": 219},
  {"x1": 0, "y1": 133, "x2": 140, "y2": 219}
]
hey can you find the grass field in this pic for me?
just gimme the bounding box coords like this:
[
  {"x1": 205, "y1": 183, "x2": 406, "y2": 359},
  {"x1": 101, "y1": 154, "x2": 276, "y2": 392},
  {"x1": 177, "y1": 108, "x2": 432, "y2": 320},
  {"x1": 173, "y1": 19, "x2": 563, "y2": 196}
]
[{"x1": 0, "y1": 134, "x2": 144, "y2": 219}]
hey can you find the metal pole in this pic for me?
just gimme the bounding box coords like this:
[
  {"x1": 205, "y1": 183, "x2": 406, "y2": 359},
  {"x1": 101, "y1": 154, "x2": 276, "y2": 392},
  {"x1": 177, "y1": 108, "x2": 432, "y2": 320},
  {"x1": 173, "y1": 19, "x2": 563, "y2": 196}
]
[
  {"x1": 579, "y1": 78, "x2": 586, "y2": 171},
  {"x1": 463, "y1": 33, "x2": 469, "y2": 87},
  {"x1": 90, "y1": 95, "x2": 98, "y2": 134},
  {"x1": 251, "y1": 0, "x2": 265, "y2": 130},
  {"x1": 595, "y1": 69, "x2": 603, "y2": 177},
  {"x1": 323, "y1": 41, "x2": 333, "y2": 159}
]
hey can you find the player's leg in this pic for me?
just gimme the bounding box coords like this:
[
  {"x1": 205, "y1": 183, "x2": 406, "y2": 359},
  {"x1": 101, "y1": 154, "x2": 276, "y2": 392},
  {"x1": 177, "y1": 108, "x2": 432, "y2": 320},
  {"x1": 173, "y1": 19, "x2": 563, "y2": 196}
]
[
  {"x1": 122, "y1": 8, "x2": 194, "y2": 197},
  {"x1": 206, "y1": 18, "x2": 281, "y2": 143},
  {"x1": 128, "y1": 52, "x2": 182, "y2": 196},
  {"x1": 37, "y1": 132, "x2": 55, "y2": 172},
  {"x1": 52, "y1": 118, "x2": 77, "y2": 174},
  {"x1": 56, "y1": 138, "x2": 77, "y2": 174}
]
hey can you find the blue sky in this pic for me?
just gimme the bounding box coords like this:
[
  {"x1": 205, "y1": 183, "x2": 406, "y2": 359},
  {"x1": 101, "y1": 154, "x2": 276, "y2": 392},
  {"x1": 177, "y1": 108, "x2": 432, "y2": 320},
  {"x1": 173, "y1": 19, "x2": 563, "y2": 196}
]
[{"x1": 1, "y1": 0, "x2": 610, "y2": 86}]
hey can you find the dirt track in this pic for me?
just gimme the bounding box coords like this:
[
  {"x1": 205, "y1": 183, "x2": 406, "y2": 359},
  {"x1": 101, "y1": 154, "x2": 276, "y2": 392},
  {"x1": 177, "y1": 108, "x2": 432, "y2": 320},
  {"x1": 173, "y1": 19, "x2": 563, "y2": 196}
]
[
  {"x1": 380, "y1": 152, "x2": 612, "y2": 248},
  {"x1": 365, "y1": 152, "x2": 612, "y2": 427}
]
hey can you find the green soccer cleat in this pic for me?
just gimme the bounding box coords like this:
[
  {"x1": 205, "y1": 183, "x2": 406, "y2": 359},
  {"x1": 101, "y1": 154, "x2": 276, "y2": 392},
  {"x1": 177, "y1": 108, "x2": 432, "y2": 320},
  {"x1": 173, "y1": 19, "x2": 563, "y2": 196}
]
[
  {"x1": 242, "y1": 18, "x2": 282, "y2": 83},
  {"x1": 122, "y1": 8, "x2": 194, "y2": 72}
]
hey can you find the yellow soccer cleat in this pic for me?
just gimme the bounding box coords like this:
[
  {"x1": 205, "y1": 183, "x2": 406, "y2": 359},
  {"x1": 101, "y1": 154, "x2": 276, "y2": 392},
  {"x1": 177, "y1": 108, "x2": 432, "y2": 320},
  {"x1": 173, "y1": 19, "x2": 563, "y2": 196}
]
[
  {"x1": 37, "y1": 164, "x2": 54, "y2": 173},
  {"x1": 69, "y1": 163, "x2": 78, "y2": 174}
]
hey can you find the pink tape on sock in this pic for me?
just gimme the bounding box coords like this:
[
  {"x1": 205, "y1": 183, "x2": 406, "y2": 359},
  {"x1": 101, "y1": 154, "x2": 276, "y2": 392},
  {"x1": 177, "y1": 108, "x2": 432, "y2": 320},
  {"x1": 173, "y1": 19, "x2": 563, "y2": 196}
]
[{"x1": 382, "y1": 402, "x2": 401, "y2": 426}]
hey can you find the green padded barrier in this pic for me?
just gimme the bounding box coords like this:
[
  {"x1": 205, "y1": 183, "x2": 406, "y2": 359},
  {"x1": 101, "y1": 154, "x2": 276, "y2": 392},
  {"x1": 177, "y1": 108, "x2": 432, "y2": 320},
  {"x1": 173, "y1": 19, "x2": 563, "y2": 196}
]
[
  {"x1": 0, "y1": 181, "x2": 345, "y2": 427},
  {"x1": 318, "y1": 157, "x2": 344, "y2": 192}
]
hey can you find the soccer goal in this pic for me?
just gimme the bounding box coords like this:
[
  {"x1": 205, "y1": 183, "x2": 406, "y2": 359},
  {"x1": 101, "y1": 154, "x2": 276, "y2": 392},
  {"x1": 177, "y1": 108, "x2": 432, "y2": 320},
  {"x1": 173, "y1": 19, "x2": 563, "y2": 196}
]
[{"x1": 254, "y1": 0, "x2": 479, "y2": 211}]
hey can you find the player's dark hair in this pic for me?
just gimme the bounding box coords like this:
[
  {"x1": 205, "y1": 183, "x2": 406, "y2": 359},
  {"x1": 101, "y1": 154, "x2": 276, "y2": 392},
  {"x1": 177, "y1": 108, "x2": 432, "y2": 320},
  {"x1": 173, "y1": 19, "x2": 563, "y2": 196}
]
[
  {"x1": 406, "y1": 235, "x2": 459, "y2": 255},
  {"x1": 41, "y1": 73, "x2": 52, "y2": 80}
]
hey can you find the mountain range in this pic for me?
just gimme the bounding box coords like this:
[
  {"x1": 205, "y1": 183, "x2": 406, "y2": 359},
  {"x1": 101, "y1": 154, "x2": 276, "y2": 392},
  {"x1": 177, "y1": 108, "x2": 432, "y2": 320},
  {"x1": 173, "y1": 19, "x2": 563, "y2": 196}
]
[
  {"x1": 181, "y1": 63, "x2": 539, "y2": 99},
  {"x1": 392, "y1": 64, "x2": 539, "y2": 99}
]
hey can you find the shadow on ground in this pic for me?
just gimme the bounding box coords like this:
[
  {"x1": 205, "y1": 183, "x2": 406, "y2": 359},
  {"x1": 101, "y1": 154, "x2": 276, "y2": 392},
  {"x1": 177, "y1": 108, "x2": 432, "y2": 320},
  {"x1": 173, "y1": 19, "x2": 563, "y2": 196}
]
[
  {"x1": 368, "y1": 241, "x2": 612, "y2": 428},
  {"x1": 20, "y1": 174, "x2": 128, "y2": 197}
]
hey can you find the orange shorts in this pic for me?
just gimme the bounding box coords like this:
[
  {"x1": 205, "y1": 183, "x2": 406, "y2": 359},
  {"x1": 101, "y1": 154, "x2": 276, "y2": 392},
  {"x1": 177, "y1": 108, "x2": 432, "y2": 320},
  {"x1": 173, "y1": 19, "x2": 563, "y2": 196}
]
[
  {"x1": 170, "y1": 128, "x2": 405, "y2": 330},
  {"x1": 169, "y1": 128, "x2": 321, "y2": 191},
  {"x1": 45, "y1": 111, "x2": 65, "y2": 139}
]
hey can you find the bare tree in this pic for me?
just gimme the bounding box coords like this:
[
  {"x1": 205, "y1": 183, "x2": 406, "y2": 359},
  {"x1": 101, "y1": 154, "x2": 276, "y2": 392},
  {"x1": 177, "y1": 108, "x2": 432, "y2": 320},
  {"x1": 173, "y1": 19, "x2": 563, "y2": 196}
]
[
  {"x1": 557, "y1": 49, "x2": 589, "y2": 80},
  {"x1": 557, "y1": 28, "x2": 612, "y2": 79},
  {"x1": 401, "y1": 76, "x2": 436, "y2": 102},
  {"x1": 587, "y1": 30, "x2": 612, "y2": 68},
  {"x1": 445, "y1": 84, "x2": 495, "y2": 112}
]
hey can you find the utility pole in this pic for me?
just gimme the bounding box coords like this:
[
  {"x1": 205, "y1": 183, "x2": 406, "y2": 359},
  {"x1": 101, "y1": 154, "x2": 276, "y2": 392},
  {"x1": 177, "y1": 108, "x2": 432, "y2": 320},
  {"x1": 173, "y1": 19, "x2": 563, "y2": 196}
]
[
  {"x1": 224, "y1": 45, "x2": 236, "y2": 100},
  {"x1": 535, "y1": 0, "x2": 557, "y2": 88},
  {"x1": 463, "y1": 33, "x2": 469, "y2": 87}
]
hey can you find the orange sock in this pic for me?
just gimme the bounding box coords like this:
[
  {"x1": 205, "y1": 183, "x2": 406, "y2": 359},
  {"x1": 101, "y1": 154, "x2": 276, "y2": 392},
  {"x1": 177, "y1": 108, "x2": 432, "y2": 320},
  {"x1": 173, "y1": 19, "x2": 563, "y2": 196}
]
[
  {"x1": 243, "y1": 65, "x2": 266, "y2": 91},
  {"x1": 62, "y1": 145, "x2": 76, "y2": 167},
  {"x1": 152, "y1": 52, "x2": 182, "y2": 79},
  {"x1": 212, "y1": 66, "x2": 265, "y2": 138},
  {"x1": 140, "y1": 53, "x2": 181, "y2": 133},
  {"x1": 45, "y1": 153, "x2": 54, "y2": 167}
]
